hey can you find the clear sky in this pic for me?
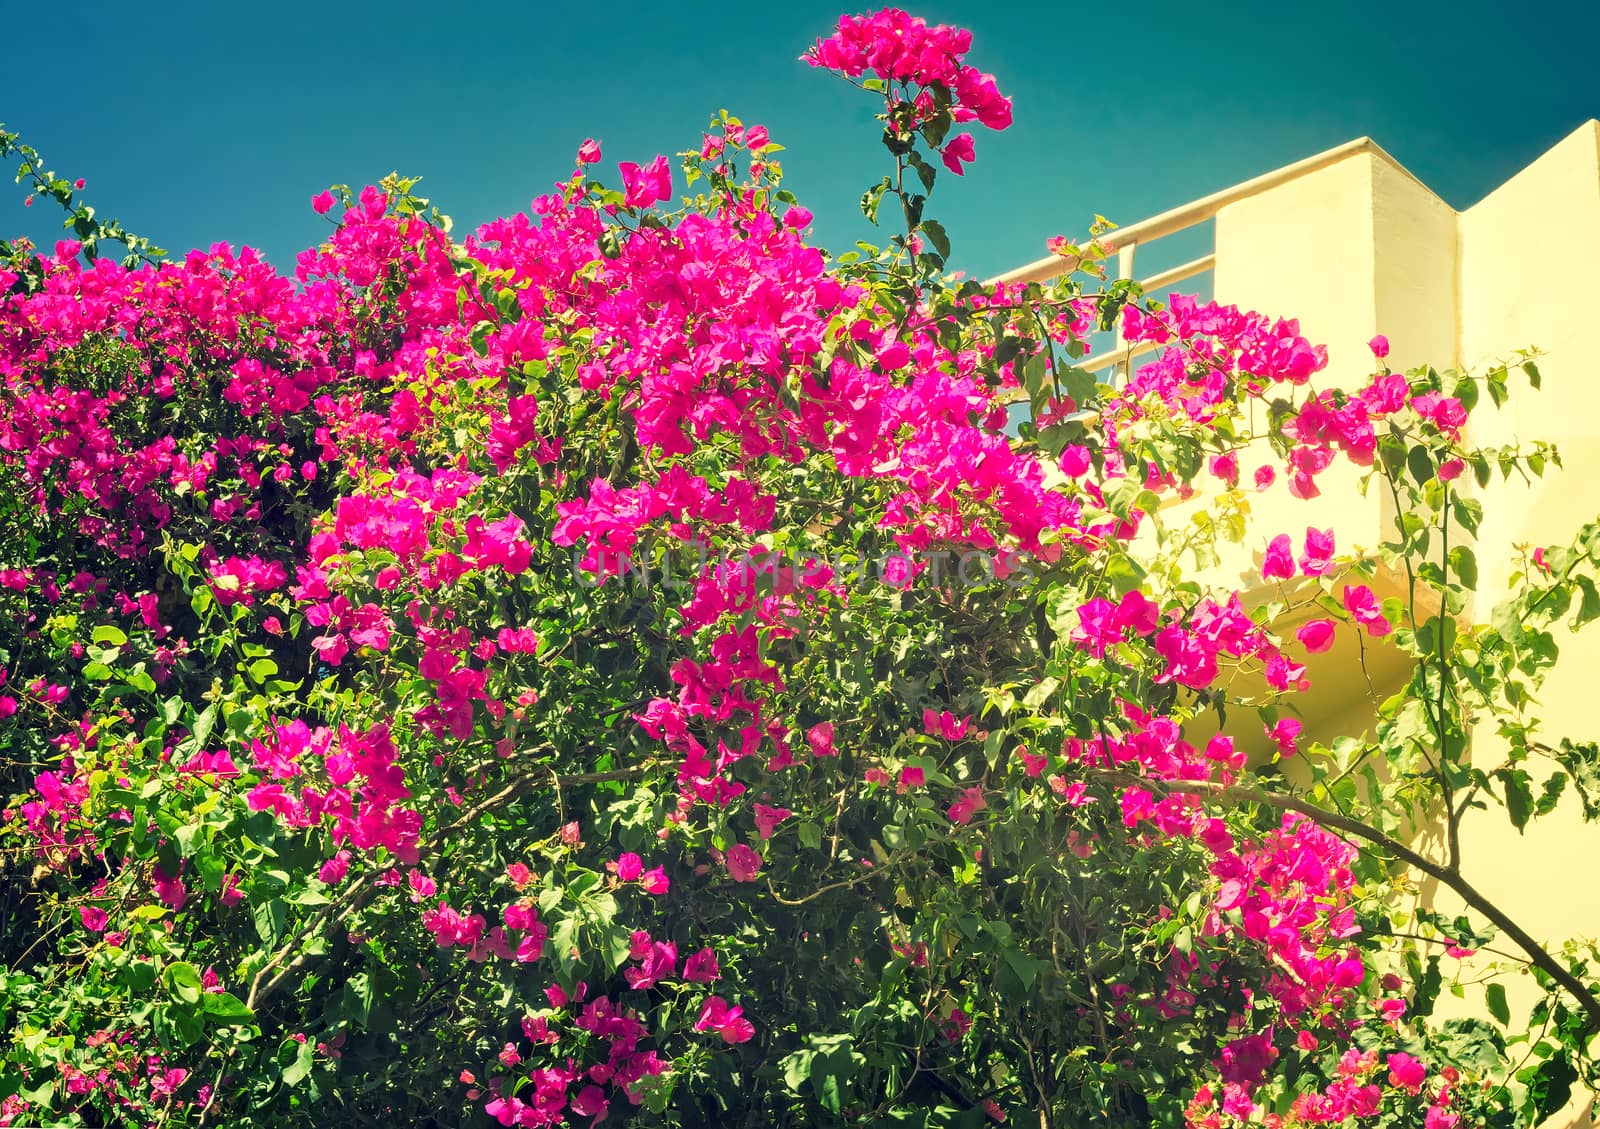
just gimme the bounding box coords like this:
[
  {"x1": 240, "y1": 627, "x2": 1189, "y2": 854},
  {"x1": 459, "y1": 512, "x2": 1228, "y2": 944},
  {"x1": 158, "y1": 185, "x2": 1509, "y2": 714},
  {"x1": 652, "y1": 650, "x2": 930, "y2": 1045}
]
[{"x1": 4, "y1": 0, "x2": 1599, "y2": 283}]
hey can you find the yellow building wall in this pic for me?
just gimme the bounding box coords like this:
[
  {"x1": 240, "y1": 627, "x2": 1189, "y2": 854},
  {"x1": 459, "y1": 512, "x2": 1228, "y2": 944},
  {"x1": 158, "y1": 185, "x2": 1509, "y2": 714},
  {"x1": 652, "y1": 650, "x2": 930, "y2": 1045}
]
[{"x1": 1203, "y1": 121, "x2": 1600, "y2": 1126}]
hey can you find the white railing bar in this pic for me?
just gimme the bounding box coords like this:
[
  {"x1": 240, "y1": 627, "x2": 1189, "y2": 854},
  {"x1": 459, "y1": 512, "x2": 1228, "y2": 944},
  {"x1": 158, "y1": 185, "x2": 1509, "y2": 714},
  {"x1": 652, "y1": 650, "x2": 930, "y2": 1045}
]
[
  {"x1": 1113, "y1": 243, "x2": 1137, "y2": 380},
  {"x1": 1078, "y1": 340, "x2": 1158, "y2": 376},
  {"x1": 986, "y1": 136, "x2": 1408, "y2": 287},
  {"x1": 994, "y1": 251, "x2": 1220, "y2": 406},
  {"x1": 996, "y1": 339, "x2": 1160, "y2": 405},
  {"x1": 1137, "y1": 253, "x2": 1216, "y2": 294}
]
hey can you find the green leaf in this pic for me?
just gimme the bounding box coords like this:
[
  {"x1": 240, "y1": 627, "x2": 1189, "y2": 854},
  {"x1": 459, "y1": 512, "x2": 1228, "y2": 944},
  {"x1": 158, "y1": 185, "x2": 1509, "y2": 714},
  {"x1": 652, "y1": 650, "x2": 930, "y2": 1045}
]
[
  {"x1": 252, "y1": 898, "x2": 286, "y2": 945},
  {"x1": 281, "y1": 1038, "x2": 315, "y2": 1086},
  {"x1": 919, "y1": 220, "x2": 951, "y2": 260},
  {"x1": 191, "y1": 703, "x2": 217, "y2": 752},
  {"x1": 1022, "y1": 676, "x2": 1060, "y2": 711},
  {"x1": 339, "y1": 973, "x2": 373, "y2": 1027},
  {"x1": 162, "y1": 961, "x2": 203, "y2": 1006},
  {"x1": 1485, "y1": 982, "x2": 1510, "y2": 1026},
  {"x1": 1535, "y1": 772, "x2": 1567, "y2": 818},
  {"x1": 1407, "y1": 444, "x2": 1434, "y2": 486},
  {"x1": 201, "y1": 992, "x2": 255, "y2": 1025},
  {"x1": 782, "y1": 1049, "x2": 815, "y2": 1094},
  {"x1": 91, "y1": 624, "x2": 128, "y2": 645},
  {"x1": 194, "y1": 850, "x2": 224, "y2": 893},
  {"x1": 1496, "y1": 768, "x2": 1534, "y2": 832},
  {"x1": 1448, "y1": 545, "x2": 1478, "y2": 591},
  {"x1": 1002, "y1": 949, "x2": 1040, "y2": 993},
  {"x1": 1572, "y1": 576, "x2": 1600, "y2": 629}
]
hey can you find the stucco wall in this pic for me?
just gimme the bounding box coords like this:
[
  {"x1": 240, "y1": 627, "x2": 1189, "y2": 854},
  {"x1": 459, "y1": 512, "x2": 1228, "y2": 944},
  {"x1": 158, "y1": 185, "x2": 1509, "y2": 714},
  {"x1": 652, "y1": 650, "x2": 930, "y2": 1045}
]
[{"x1": 1206, "y1": 121, "x2": 1600, "y2": 1127}]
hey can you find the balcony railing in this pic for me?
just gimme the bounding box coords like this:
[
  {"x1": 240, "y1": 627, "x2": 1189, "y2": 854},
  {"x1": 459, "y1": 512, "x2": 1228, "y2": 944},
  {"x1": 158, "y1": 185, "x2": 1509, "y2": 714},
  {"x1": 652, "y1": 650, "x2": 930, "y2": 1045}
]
[{"x1": 988, "y1": 136, "x2": 1407, "y2": 384}]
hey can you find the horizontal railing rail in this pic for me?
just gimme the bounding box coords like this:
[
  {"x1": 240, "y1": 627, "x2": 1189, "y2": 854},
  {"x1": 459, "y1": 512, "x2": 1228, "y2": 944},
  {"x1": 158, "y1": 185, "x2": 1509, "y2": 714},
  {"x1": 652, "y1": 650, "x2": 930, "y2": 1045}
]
[{"x1": 988, "y1": 136, "x2": 1411, "y2": 387}]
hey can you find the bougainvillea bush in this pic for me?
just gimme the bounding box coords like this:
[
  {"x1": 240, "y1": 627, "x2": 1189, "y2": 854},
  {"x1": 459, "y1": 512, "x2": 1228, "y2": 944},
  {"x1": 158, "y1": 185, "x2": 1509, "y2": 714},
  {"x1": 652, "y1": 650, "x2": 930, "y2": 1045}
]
[{"x1": 3, "y1": 10, "x2": 1599, "y2": 1127}]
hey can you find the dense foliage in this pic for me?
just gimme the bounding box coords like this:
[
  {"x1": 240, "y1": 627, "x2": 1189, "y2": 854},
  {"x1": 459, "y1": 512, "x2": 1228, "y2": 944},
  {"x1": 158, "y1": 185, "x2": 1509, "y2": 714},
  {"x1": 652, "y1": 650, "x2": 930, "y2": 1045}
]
[{"x1": 3, "y1": 10, "x2": 1599, "y2": 1127}]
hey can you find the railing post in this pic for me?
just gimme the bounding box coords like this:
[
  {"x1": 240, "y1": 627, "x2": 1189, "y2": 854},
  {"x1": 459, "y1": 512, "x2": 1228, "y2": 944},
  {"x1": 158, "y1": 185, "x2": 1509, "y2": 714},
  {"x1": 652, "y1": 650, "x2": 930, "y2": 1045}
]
[{"x1": 1116, "y1": 243, "x2": 1137, "y2": 382}]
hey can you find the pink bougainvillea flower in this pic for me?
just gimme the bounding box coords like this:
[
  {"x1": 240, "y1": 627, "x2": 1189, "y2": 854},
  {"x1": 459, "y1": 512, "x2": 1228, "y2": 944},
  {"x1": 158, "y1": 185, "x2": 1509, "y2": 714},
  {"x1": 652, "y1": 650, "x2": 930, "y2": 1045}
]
[
  {"x1": 570, "y1": 1085, "x2": 609, "y2": 1122},
  {"x1": 922, "y1": 709, "x2": 970, "y2": 741},
  {"x1": 1411, "y1": 392, "x2": 1468, "y2": 437},
  {"x1": 724, "y1": 843, "x2": 763, "y2": 883},
  {"x1": 695, "y1": 996, "x2": 755, "y2": 1044},
  {"x1": 1369, "y1": 334, "x2": 1390, "y2": 358},
  {"x1": 942, "y1": 133, "x2": 976, "y2": 175},
  {"x1": 1209, "y1": 451, "x2": 1240, "y2": 487},
  {"x1": 1267, "y1": 717, "x2": 1302, "y2": 757},
  {"x1": 207, "y1": 555, "x2": 287, "y2": 607},
  {"x1": 619, "y1": 155, "x2": 672, "y2": 209},
  {"x1": 407, "y1": 870, "x2": 437, "y2": 903},
  {"x1": 1296, "y1": 619, "x2": 1337, "y2": 653},
  {"x1": 897, "y1": 765, "x2": 926, "y2": 791},
  {"x1": 1261, "y1": 534, "x2": 1295, "y2": 581},
  {"x1": 220, "y1": 874, "x2": 245, "y2": 908},
  {"x1": 946, "y1": 785, "x2": 986, "y2": 825},
  {"x1": 577, "y1": 138, "x2": 602, "y2": 164},
  {"x1": 319, "y1": 851, "x2": 351, "y2": 884},
  {"x1": 1254, "y1": 466, "x2": 1276, "y2": 491},
  {"x1": 783, "y1": 205, "x2": 813, "y2": 228},
  {"x1": 1387, "y1": 1052, "x2": 1426, "y2": 1093},
  {"x1": 877, "y1": 341, "x2": 911, "y2": 370},
  {"x1": 624, "y1": 939, "x2": 678, "y2": 989},
  {"x1": 152, "y1": 865, "x2": 187, "y2": 910},
  {"x1": 79, "y1": 905, "x2": 108, "y2": 932},
  {"x1": 1299, "y1": 527, "x2": 1335, "y2": 575},
  {"x1": 496, "y1": 627, "x2": 539, "y2": 654},
  {"x1": 615, "y1": 852, "x2": 643, "y2": 882},
  {"x1": 311, "y1": 190, "x2": 335, "y2": 214},
  {"x1": 1342, "y1": 584, "x2": 1392, "y2": 637},
  {"x1": 150, "y1": 1067, "x2": 189, "y2": 1096},
  {"x1": 753, "y1": 803, "x2": 792, "y2": 839},
  {"x1": 639, "y1": 866, "x2": 670, "y2": 895},
  {"x1": 683, "y1": 947, "x2": 721, "y2": 983}
]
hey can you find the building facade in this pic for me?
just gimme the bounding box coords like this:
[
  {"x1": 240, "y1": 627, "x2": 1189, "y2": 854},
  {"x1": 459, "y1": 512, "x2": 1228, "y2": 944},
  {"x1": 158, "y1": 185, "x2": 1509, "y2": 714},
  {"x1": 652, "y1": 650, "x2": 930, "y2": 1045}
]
[{"x1": 999, "y1": 120, "x2": 1600, "y2": 1127}]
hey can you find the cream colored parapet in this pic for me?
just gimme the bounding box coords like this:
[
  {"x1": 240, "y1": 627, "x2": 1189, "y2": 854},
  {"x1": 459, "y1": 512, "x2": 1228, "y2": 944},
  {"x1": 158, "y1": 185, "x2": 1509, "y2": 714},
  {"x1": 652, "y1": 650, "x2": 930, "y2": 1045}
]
[
  {"x1": 998, "y1": 120, "x2": 1600, "y2": 1127},
  {"x1": 998, "y1": 117, "x2": 1600, "y2": 644},
  {"x1": 1441, "y1": 127, "x2": 1600, "y2": 1123}
]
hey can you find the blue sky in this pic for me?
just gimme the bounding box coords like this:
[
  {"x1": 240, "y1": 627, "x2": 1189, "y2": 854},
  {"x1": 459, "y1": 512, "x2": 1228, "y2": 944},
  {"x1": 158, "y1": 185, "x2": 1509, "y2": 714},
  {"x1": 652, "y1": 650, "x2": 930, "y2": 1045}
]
[{"x1": 5, "y1": 0, "x2": 1599, "y2": 283}]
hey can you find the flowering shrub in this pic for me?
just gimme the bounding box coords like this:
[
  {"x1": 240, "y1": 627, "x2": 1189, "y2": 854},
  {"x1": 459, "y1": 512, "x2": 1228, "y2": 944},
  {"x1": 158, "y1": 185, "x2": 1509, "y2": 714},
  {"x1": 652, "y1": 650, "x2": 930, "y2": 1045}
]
[{"x1": 2, "y1": 9, "x2": 1599, "y2": 1127}]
